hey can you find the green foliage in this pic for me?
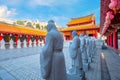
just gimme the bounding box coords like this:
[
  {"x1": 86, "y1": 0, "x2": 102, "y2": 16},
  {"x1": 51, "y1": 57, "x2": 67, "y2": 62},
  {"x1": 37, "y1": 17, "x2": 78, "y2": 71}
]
[
  {"x1": 26, "y1": 22, "x2": 32, "y2": 26},
  {"x1": 16, "y1": 20, "x2": 24, "y2": 25},
  {"x1": 36, "y1": 24, "x2": 40, "y2": 29},
  {"x1": 43, "y1": 26, "x2": 47, "y2": 29},
  {"x1": 13, "y1": 22, "x2": 16, "y2": 25},
  {"x1": 26, "y1": 22, "x2": 33, "y2": 28}
]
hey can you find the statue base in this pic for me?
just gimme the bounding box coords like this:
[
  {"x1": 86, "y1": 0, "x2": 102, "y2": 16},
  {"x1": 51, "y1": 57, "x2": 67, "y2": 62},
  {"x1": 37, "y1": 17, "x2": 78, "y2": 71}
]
[
  {"x1": 83, "y1": 63, "x2": 89, "y2": 72},
  {"x1": 67, "y1": 67, "x2": 86, "y2": 80},
  {"x1": 88, "y1": 57, "x2": 92, "y2": 63},
  {"x1": 67, "y1": 74, "x2": 86, "y2": 80}
]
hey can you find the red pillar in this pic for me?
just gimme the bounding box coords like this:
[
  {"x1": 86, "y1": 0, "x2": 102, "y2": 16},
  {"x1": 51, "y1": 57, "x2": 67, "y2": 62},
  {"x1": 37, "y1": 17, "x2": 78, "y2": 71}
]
[
  {"x1": 113, "y1": 30, "x2": 118, "y2": 49},
  {"x1": 43, "y1": 37, "x2": 46, "y2": 44},
  {"x1": 109, "y1": 35, "x2": 110, "y2": 46},
  {"x1": 109, "y1": 35, "x2": 111, "y2": 46},
  {"x1": 15, "y1": 36, "x2": 18, "y2": 46},
  {"x1": 36, "y1": 36, "x2": 38, "y2": 45},
  {"x1": 94, "y1": 30, "x2": 97, "y2": 38},
  {"x1": 110, "y1": 34, "x2": 112, "y2": 47},
  {"x1": 111, "y1": 33, "x2": 113, "y2": 47},
  {"x1": 108, "y1": 36, "x2": 110, "y2": 46},
  {"x1": 0, "y1": 33, "x2": 3, "y2": 41},
  {"x1": 107, "y1": 37, "x2": 109, "y2": 45},
  {"x1": 106, "y1": 37, "x2": 108, "y2": 45},
  {"x1": 27, "y1": 35, "x2": 30, "y2": 46}
]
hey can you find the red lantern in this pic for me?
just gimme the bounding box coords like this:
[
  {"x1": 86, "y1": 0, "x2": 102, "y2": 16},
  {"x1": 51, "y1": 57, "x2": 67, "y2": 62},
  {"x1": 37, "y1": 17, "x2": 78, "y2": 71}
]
[
  {"x1": 117, "y1": 0, "x2": 120, "y2": 7},
  {"x1": 109, "y1": 1, "x2": 117, "y2": 9},
  {"x1": 109, "y1": 13, "x2": 114, "y2": 19}
]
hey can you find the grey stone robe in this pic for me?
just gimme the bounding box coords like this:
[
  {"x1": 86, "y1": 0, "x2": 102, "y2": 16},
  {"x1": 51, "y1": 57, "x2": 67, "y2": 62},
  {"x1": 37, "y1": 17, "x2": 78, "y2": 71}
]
[
  {"x1": 88, "y1": 38, "x2": 93, "y2": 58},
  {"x1": 80, "y1": 36, "x2": 88, "y2": 63},
  {"x1": 69, "y1": 36, "x2": 83, "y2": 70},
  {"x1": 40, "y1": 29, "x2": 67, "y2": 80}
]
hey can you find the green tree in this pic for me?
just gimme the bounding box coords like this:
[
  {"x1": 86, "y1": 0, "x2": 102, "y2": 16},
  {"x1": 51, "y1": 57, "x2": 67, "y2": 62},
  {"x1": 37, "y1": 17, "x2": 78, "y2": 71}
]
[
  {"x1": 43, "y1": 26, "x2": 47, "y2": 30},
  {"x1": 13, "y1": 22, "x2": 16, "y2": 25},
  {"x1": 26, "y1": 22, "x2": 34, "y2": 28},
  {"x1": 36, "y1": 24, "x2": 40, "y2": 29},
  {"x1": 16, "y1": 20, "x2": 24, "y2": 25}
]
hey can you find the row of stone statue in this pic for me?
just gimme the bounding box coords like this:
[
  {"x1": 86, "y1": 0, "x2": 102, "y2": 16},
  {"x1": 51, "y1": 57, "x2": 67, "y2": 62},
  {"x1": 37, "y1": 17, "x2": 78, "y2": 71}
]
[
  {"x1": 68, "y1": 30, "x2": 96, "y2": 78},
  {"x1": 40, "y1": 20, "x2": 96, "y2": 80}
]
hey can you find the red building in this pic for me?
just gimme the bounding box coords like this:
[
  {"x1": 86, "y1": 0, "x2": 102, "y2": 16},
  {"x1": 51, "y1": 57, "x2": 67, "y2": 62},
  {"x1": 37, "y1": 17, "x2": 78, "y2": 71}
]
[
  {"x1": 100, "y1": 0, "x2": 120, "y2": 49},
  {"x1": 60, "y1": 14, "x2": 99, "y2": 40}
]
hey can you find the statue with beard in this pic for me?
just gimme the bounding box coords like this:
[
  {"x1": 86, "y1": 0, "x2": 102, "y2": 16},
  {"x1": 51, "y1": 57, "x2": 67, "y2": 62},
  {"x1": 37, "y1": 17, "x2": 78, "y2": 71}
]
[
  {"x1": 68, "y1": 31, "x2": 85, "y2": 80},
  {"x1": 40, "y1": 20, "x2": 67, "y2": 80}
]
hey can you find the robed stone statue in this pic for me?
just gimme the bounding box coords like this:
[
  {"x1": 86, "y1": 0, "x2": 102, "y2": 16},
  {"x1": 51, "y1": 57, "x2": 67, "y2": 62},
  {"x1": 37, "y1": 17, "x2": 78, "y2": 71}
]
[
  {"x1": 40, "y1": 20, "x2": 67, "y2": 80},
  {"x1": 69, "y1": 30, "x2": 83, "y2": 74}
]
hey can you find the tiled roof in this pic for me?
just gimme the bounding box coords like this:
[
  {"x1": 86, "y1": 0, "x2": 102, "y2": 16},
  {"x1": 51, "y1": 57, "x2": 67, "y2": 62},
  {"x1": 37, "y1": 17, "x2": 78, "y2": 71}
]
[
  {"x1": 67, "y1": 14, "x2": 95, "y2": 26},
  {"x1": 60, "y1": 24, "x2": 99, "y2": 32},
  {"x1": 0, "y1": 23, "x2": 47, "y2": 36}
]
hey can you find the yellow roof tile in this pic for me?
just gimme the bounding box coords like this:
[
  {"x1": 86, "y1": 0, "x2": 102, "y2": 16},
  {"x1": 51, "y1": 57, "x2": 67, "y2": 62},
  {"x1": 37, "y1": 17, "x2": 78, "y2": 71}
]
[
  {"x1": 67, "y1": 14, "x2": 95, "y2": 26},
  {"x1": 60, "y1": 24, "x2": 99, "y2": 32},
  {"x1": 0, "y1": 23, "x2": 47, "y2": 36}
]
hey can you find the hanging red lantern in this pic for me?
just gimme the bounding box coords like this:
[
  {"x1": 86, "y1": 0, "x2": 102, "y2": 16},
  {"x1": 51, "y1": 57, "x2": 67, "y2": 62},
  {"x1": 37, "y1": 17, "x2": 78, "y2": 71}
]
[
  {"x1": 109, "y1": 13, "x2": 114, "y2": 19},
  {"x1": 109, "y1": 0, "x2": 117, "y2": 9},
  {"x1": 117, "y1": 0, "x2": 120, "y2": 8}
]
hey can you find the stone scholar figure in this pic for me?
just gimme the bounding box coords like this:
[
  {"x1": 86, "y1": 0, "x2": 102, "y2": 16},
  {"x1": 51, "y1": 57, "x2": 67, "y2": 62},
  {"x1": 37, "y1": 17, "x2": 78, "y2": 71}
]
[
  {"x1": 91, "y1": 37, "x2": 96, "y2": 60},
  {"x1": 68, "y1": 31, "x2": 85, "y2": 80},
  {"x1": 79, "y1": 34, "x2": 89, "y2": 72},
  {"x1": 79, "y1": 34, "x2": 88, "y2": 63},
  {"x1": 40, "y1": 20, "x2": 67, "y2": 80},
  {"x1": 88, "y1": 37, "x2": 93, "y2": 63}
]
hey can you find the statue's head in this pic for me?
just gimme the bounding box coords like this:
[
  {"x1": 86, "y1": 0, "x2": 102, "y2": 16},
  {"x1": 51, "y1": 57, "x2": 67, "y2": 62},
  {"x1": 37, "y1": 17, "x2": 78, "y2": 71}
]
[
  {"x1": 47, "y1": 20, "x2": 57, "y2": 32},
  {"x1": 80, "y1": 33, "x2": 83, "y2": 37},
  {"x1": 72, "y1": 30, "x2": 77, "y2": 37}
]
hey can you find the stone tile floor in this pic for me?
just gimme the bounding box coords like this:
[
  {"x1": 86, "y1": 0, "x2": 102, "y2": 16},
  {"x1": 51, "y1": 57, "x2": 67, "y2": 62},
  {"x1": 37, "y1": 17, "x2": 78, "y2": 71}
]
[
  {"x1": 0, "y1": 46, "x2": 120, "y2": 80},
  {"x1": 102, "y1": 48, "x2": 120, "y2": 80}
]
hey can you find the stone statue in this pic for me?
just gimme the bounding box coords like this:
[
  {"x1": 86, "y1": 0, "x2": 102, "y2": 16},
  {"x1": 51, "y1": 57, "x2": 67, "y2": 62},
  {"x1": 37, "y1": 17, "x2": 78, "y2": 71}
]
[
  {"x1": 40, "y1": 20, "x2": 67, "y2": 80},
  {"x1": 69, "y1": 30, "x2": 83, "y2": 74},
  {"x1": 80, "y1": 34, "x2": 89, "y2": 72},
  {"x1": 91, "y1": 37, "x2": 96, "y2": 58},
  {"x1": 79, "y1": 34, "x2": 88, "y2": 63},
  {"x1": 88, "y1": 37, "x2": 93, "y2": 63},
  {"x1": 84, "y1": 36, "x2": 89, "y2": 60}
]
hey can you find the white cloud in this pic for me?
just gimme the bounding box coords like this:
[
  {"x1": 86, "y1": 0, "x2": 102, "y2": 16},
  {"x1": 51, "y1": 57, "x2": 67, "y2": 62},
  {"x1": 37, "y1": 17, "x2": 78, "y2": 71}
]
[
  {"x1": 38, "y1": 15, "x2": 69, "y2": 27},
  {"x1": 29, "y1": 0, "x2": 54, "y2": 7},
  {"x1": 78, "y1": 7, "x2": 100, "y2": 25},
  {"x1": 0, "y1": 0, "x2": 23, "y2": 7},
  {"x1": 0, "y1": 5, "x2": 17, "y2": 18},
  {"x1": 29, "y1": 0, "x2": 79, "y2": 7},
  {"x1": 50, "y1": 16, "x2": 69, "y2": 27}
]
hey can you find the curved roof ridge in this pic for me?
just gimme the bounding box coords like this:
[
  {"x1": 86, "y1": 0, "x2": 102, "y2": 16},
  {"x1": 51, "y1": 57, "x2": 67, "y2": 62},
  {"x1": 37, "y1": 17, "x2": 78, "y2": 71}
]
[{"x1": 71, "y1": 14, "x2": 94, "y2": 20}]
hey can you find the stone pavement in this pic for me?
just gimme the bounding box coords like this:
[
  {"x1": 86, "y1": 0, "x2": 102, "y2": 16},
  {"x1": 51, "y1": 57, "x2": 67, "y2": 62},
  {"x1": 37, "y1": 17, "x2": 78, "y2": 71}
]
[
  {"x1": 85, "y1": 49, "x2": 101, "y2": 80},
  {"x1": 0, "y1": 47, "x2": 42, "y2": 62},
  {"x1": 0, "y1": 46, "x2": 120, "y2": 80},
  {"x1": 102, "y1": 48, "x2": 120, "y2": 80}
]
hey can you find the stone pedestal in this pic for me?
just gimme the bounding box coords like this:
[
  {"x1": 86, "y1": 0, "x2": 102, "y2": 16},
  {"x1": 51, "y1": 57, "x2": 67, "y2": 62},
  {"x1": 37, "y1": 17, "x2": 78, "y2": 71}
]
[
  {"x1": 34, "y1": 41, "x2": 36, "y2": 47},
  {"x1": 17, "y1": 39, "x2": 21, "y2": 48},
  {"x1": 88, "y1": 57, "x2": 92, "y2": 63},
  {"x1": 23, "y1": 40, "x2": 27, "y2": 48},
  {"x1": 38, "y1": 40, "x2": 40, "y2": 47},
  {"x1": 29, "y1": 40, "x2": 32, "y2": 47},
  {"x1": 9, "y1": 40, "x2": 14, "y2": 49},
  {"x1": 67, "y1": 74, "x2": 85, "y2": 80},
  {"x1": 83, "y1": 63, "x2": 89, "y2": 72},
  {"x1": 67, "y1": 67, "x2": 86, "y2": 80},
  {"x1": 0, "y1": 39, "x2": 5, "y2": 49}
]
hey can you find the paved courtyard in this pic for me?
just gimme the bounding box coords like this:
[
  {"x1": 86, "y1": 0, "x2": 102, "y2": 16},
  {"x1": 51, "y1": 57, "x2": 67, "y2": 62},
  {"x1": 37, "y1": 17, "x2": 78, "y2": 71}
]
[{"x1": 0, "y1": 44, "x2": 120, "y2": 80}]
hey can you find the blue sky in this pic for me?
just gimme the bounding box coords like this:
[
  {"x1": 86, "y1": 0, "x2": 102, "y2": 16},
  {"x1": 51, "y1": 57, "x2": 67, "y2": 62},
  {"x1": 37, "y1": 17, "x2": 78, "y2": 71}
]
[{"x1": 0, "y1": 0, "x2": 100, "y2": 27}]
